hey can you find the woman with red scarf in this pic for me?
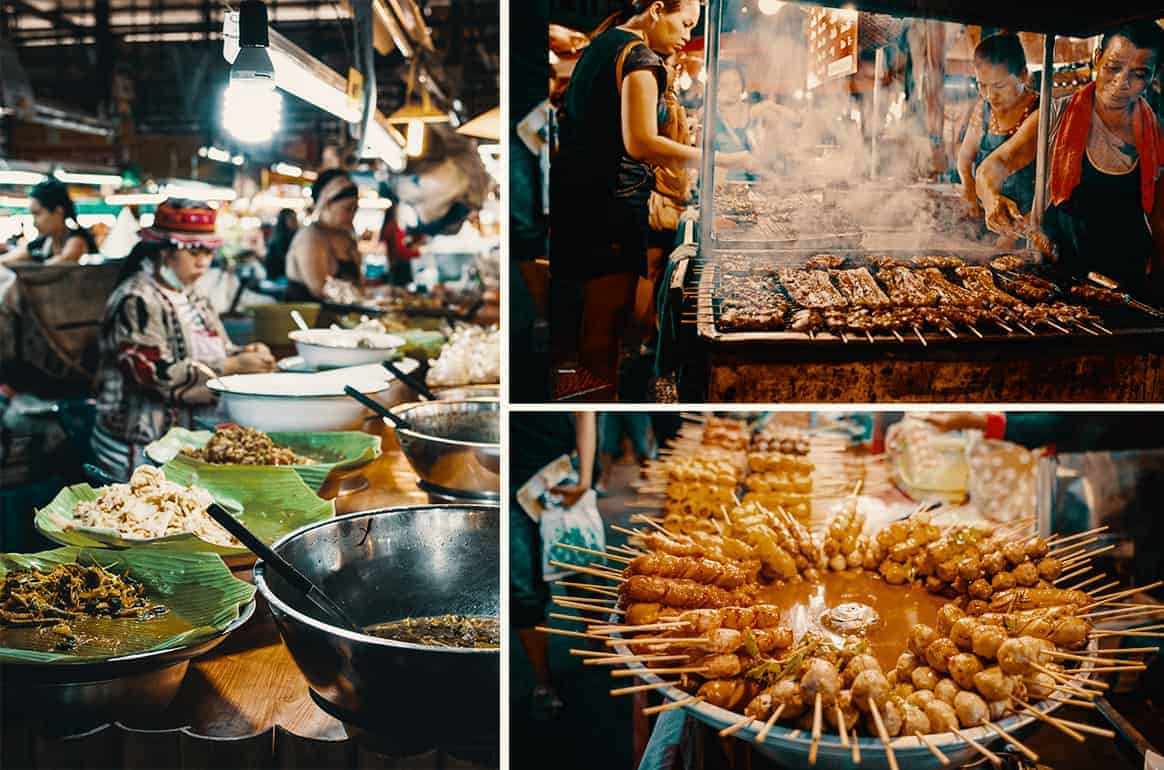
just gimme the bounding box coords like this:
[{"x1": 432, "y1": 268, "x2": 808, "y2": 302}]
[{"x1": 977, "y1": 22, "x2": 1164, "y2": 289}]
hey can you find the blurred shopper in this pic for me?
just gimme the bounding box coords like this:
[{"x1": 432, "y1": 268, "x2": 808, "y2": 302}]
[
  {"x1": 264, "y1": 208, "x2": 298, "y2": 280},
  {"x1": 91, "y1": 200, "x2": 274, "y2": 479},
  {"x1": 551, "y1": 0, "x2": 749, "y2": 394},
  {"x1": 379, "y1": 193, "x2": 421, "y2": 287},
  {"x1": 284, "y1": 169, "x2": 362, "y2": 301},
  {"x1": 1, "y1": 180, "x2": 97, "y2": 265}
]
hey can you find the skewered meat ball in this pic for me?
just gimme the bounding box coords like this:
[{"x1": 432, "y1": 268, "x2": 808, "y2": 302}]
[
  {"x1": 934, "y1": 678, "x2": 960, "y2": 706},
  {"x1": 949, "y1": 616, "x2": 979, "y2": 650},
  {"x1": 1024, "y1": 672, "x2": 1058, "y2": 699},
  {"x1": 1013, "y1": 562, "x2": 1039, "y2": 587},
  {"x1": 896, "y1": 651, "x2": 920, "y2": 679},
  {"x1": 948, "y1": 652, "x2": 984, "y2": 690},
  {"x1": 843, "y1": 653, "x2": 882, "y2": 687},
  {"x1": 850, "y1": 669, "x2": 891, "y2": 714},
  {"x1": 864, "y1": 698, "x2": 905, "y2": 737},
  {"x1": 746, "y1": 678, "x2": 808, "y2": 721},
  {"x1": 627, "y1": 553, "x2": 752, "y2": 589},
  {"x1": 925, "y1": 637, "x2": 960, "y2": 673},
  {"x1": 824, "y1": 690, "x2": 861, "y2": 732},
  {"x1": 909, "y1": 624, "x2": 940, "y2": 658},
  {"x1": 971, "y1": 624, "x2": 1008, "y2": 660},
  {"x1": 907, "y1": 689, "x2": 936, "y2": 710},
  {"x1": 697, "y1": 678, "x2": 752, "y2": 710},
  {"x1": 1037, "y1": 557, "x2": 1064, "y2": 581},
  {"x1": 992, "y1": 571, "x2": 1017, "y2": 591},
  {"x1": 982, "y1": 551, "x2": 1007, "y2": 577},
  {"x1": 800, "y1": 658, "x2": 842, "y2": 706},
  {"x1": 902, "y1": 702, "x2": 932, "y2": 735},
  {"x1": 996, "y1": 636, "x2": 1052, "y2": 675},
  {"x1": 911, "y1": 666, "x2": 939, "y2": 691},
  {"x1": 954, "y1": 690, "x2": 990, "y2": 727},
  {"x1": 936, "y1": 604, "x2": 966, "y2": 636},
  {"x1": 973, "y1": 666, "x2": 1020, "y2": 702},
  {"x1": 925, "y1": 699, "x2": 960, "y2": 733}
]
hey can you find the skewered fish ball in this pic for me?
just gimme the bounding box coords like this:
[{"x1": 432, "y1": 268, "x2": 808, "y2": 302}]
[
  {"x1": 698, "y1": 678, "x2": 751, "y2": 709},
  {"x1": 966, "y1": 600, "x2": 990, "y2": 616},
  {"x1": 997, "y1": 636, "x2": 1048, "y2": 675},
  {"x1": 907, "y1": 689, "x2": 936, "y2": 710},
  {"x1": 1003, "y1": 542, "x2": 1027, "y2": 566},
  {"x1": 973, "y1": 666, "x2": 1018, "y2": 701},
  {"x1": 958, "y1": 558, "x2": 983, "y2": 582},
  {"x1": 991, "y1": 571, "x2": 1017, "y2": 591},
  {"x1": 801, "y1": 658, "x2": 842, "y2": 706},
  {"x1": 969, "y1": 579, "x2": 994, "y2": 600},
  {"x1": 866, "y1": 698, "x2": 905, "y2": 737},
  {"x1": 936, "y1": 604, "x2": 966, "y2": 636},
  {"x1": 911, "y1": 665, "x2": 939, "y2": 691},
  {"x1": 851, "y1": 669, "x2": 891, "y2": 712},
  {"x1": 925, "y1": 637, "x2": 960, "y2": 673},
  {"x1": 925, "y1": 699, "x2": 960, "y2": 733},
  {"x1": 902, "y1": 703, "x2": 932, "y2": 735},
  {"x1": 1025, "y1": 538, "x2": 1050, "y2": 560},
  {"x1": 988, "y1": 699, "x2": 1009, "y2": 721},
  {"x1": 1025, "y1": 672, "x2": 1057, "y2": 699},
  {"x1": 948, "y1": 653, "x2": 984, "y2": 690},
  {"x1": 954, "y1": 690, "x2": 990, "y2": 727},
  {"x1": 909, "y1": 624, "x2": 939, "y2": 658},
  {"x1": 893, "y1": 681, "x2": 915, "y2": 699},
  {"x1": 934, "y1": 677, "x2": 960, "y2": 706},
  {"x1": 843, "y1": 654, "x2": 882, "y2": 687},
  {"x1": 971, "y1": 624, "x2": 1007, "y2": 660},
  {"x1": 936, "y1": 561, "x2": 959, "y2": 582},
  {"x1": 1037, "y1": 557, "x2": 1063, "y2": 581},
  {"x1": 1013, "y1": 562, "x2": 1039, "y2": 587},
  {"x1": 949, "y1": 617, "x2": 979, "y2": 650},
  {"x1": 896, "y1": 651, "x2": 920, "y2": 678},
  {"x1": 982, "y1": 551, "x2": 1007, "y2": 577},
  {"x1": 824, "y1": 690, "x2": 860, "y2": 731}
]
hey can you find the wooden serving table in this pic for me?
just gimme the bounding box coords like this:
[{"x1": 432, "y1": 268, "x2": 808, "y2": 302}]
[{"x1": 2, "y1": 421, "x2": 497, "y2": 770}]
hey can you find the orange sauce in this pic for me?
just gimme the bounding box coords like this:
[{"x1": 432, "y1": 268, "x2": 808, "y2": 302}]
[{"x1": 757, "y1": 570, "x2": 949, "y2": 671}]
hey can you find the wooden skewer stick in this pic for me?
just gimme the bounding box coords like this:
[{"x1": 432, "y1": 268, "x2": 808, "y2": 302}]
[
  {"x1": 968, "y1": 324, "x2": 984, "y2": 338},
  {"x1": 1024, "y1": 710, "x2": 1117, "y2": 739},
  {"x1": 720, "y1": 715, "x2": 754, "y2": 737},
  {"x1": 1065, "y1": 573, "x2": 1109, "y2": 592},
  {"x1": 1045, "y1": 651, "x2": 1149, "y2": 666},
  {"x1": 1080, "y1": 580, "x2": 1164, "y2": 611},
  {"x1": 548, "y1": 612, "x2": 595, "y2": 625},
  {"x1": 1063, "y1": 664, "x2": 1147, "y2": 673},
  {"x1": 1011, "y1": 697, "x2": 1086, "y2": 741},
  {"x1": 809, "y1": 693, "x2": 824, "y2": 765},
  {"x1": 607, "y1": 636, "x2": 709, "y2": 647},
  {"x1": 850, "y1": 725, "x2": 861, "y2": 765},
  {"x1": 945, "y1": 326, "x2": 958, "y2": 339},
  {"x1": 1017, "y1": 321, "x2": 1037, "y2": 335},
  {"x1": 1047, "y1": 695, "x2": 1098, "y2": 708},
  {"x1": 570, "y1": 648, "x2": 617, "y2": 657},
  {"x1": 755, "y1": 703, "x2": 786, "y2": 743},
  {"x1": 611, "y1": 666, "x2": 707, "y2": 678},
  {"x1": 554, "y1": 599, "x2": 623, "y2": 615},
  {"x1": 1094, "y1": 322, "x2": 1114, "y2": 334},
  {"x1": 642, "y1": 695, "x2": 703, "y2": 716},
  {"x1": 1074, "y1": 321, "x2": 1100, "y2": 336},
  {"x1": 984, "y1": 721, "x2": 1038, "y2": 762},
  {"x1": 1084, "y1": 580, "x2": 1121, "y2": 597},
  {"x1": 913, "y1": 327, "x2": 928, "y2": 346},
  {"x1": 914, "y1": 731, "x2": 950, "y2": 766},
  {"x1": 1047, "y1": 320, "x2": 1072, "y2": 334},
  {"x1": 1047, "y1": 537, "x2": 1101, "y2": 557},
  {"x1": 633, "y1": 516, "x2": 671, "y2": 535},
  {"x1": 585, "y1": 654, "x2": 690, "y2": 666},
  {"x1": 1062, "y1": 544, "x2": 1119, "y2": 568},
  {"x1": 610, "y1": 679, "x2": 681, "y2": 696},
  {"x1": 549, "y1": 560, "x2": 623, "y2": 581},
  {"x1": 554, "y1": 543, "x2": 634, "y2": 564},
  {"x1": 868, "y1": 698, "x2": 900, "y2": 770},
  {"x1": 557, "y1": 581, "x2": 620, "y2": 596},
  {"x1": 555, "y1": 593, "x2": 617, "y2": 606},
  {"x1": 1051, "y1": 526, "x2": 1110, "y2": 546},
  {"x1": 536, "y1": 626, "x2": 613, "y2": 641},
  {"x1": 1077, "y1": 645, "x2": 1158, "y2": 654},
  {"x1": 609, "y1": 524, "x2": 647, "y2": 538},
  {"x1": 835, "y1": 703, "x2": 850, "y2": 747},
  {"x1": 1092, "y1": 630, "x2": 1164, "y2": 638},
  {"x1": 590, "y1": 621, "x2": 688, "y2": 634},
  {"x1": 1055, "y1": 566, "x2": 1093, "y2": 585},
  {"x1": 892, "y1": 329, "x2": 905, "y2": 342},
  {"x1": 952, "y1": 726, "x2": 1001, "y2": 766},
  {"x1": 1022, "y1": 678, "x2": 1096, "y2": 699},
  {"x1": 1083, "y1": 606, "x2": 1164, "y2": 621}
]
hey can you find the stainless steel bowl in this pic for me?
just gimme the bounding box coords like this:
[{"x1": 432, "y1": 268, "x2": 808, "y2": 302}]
[
  {"x1": 0, "y1": 599, "x2": 256, "y2": 721},
  {"x1": 389, "y1": 399, "x2": 500, "y2": 499},
  {"x1": 253, "y1": 505, "x2": 499, "y2": 750}
]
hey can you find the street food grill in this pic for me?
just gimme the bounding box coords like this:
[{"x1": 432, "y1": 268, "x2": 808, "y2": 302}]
[
  {"x1": 695, "y1": 252, "x2": 1163, "y2": 344},
  {"x1": 541, "y1": 418, "x2": 1161, "y2": 769}
]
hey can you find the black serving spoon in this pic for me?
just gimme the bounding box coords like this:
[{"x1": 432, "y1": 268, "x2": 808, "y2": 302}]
[
  {"x1": 83, "y1": 463, "x2": 121, "y2": 486},
  {"x1": 204, "y1": 502, "x2": 363, "y2": 633},
  {"x1": 382, "y1": 360, "x2": 438, "y2": 401},
  {"x1": 343, "y1": 385, "x2": 412, "y2": 431}
]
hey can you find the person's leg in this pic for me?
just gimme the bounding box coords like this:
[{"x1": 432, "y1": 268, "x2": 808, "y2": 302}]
[
  {"x1": 578, "y1": 273, "x2": 637, "y2": 390},
  {"x1": 509, "y1": 501, "x2": 561, "y2": 717}
]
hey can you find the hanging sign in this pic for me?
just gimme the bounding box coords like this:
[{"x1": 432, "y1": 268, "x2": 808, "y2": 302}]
[{"x1": 807, "y1": 6, "x2": 859, "y2": 89}]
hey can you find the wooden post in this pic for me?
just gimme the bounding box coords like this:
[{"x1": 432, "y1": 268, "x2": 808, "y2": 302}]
[{"x1": 1032, "y1": 33, "x2": 1055, "y2": 228}]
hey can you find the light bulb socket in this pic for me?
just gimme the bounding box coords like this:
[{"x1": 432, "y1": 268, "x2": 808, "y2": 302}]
[{"x1": 238, "y1": 0, "x2": 269, "y2": 47}]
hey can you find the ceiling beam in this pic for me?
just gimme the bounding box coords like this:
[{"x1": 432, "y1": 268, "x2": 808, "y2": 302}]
[{"x1": 6, "y1": 0, "x2": 87, "y2": 33}]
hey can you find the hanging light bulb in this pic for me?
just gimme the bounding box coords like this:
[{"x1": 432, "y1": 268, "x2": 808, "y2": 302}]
[
  {"x1": 405, "y1": 119, "x2": 425, "y2": 156},
  {"x1": 222, "y1": 0, "x2": 282, "y2": 144}
]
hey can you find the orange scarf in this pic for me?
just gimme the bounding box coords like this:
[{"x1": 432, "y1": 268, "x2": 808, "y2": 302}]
[{"x1": 1050, "y1": 81, "x2": 1161, "y2": 213}]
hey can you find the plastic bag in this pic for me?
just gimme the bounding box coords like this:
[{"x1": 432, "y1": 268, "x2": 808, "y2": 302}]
[{"x1": 540, "y1": 487, "x2": 605, "y2": 583}]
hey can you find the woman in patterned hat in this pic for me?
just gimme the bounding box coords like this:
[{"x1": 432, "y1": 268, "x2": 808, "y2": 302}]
[
  {"x1": 91, "y1": 199, "x2": 276, "y2": 479},
  {"x1": 284, "y1": 168, "x2": 362, "y2": 301}
]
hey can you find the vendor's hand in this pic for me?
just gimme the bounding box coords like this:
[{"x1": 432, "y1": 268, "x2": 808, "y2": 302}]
[
  {"x1": 550, "y1": 482, "x2": 591, "y2": 509},
  {"x1": 962, "y1": 191, "x2": 981, "y2": 220},
  {"x1": 549, "y1": 24, "x2": 589, "y2": 55},
  {"x1": 983, "y1": 195, "x2": 1024, "y2": 237},
  {"x1": 223, "y1": 350, "x2": 276, "y2": 375},
  {"x1": 920, "y1": 412, "x2": 990, "y2": 433},
  {"x1": 244, "y1": 342, "x2": 271, "y2": 357}
]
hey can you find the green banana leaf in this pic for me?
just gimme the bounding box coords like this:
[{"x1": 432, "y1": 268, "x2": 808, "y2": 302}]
[
  {"x1": 0, "y1": 547, "x2": 254, "y2": 663},
  {"x1": 34, "y1": 465, "x2": 334, "y2": 556},
  {"x1": 144, "y1": 427, "x2": 381, "y2": 491}
]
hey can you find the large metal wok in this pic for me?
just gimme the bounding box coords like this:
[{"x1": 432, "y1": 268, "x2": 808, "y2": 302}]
[
  {"x1": 389, "y1": 399, "x2": 500, "y2": 499},
  {"x1": 253, "y1": 505, "x2": 499, "y2": 752}
]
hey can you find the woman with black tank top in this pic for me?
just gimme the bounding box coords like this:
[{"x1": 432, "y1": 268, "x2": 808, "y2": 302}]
[
  {"x1": 977, "y1": 22, "x2": 1164, "y2": 292},
  {"x1": 550, "y1": 0, "x2": 749, "y2": 394},
  {"x1": 1, "y1": 179, "x2": 98, "y2": 266},
  {"x1": 284, "y1": 169, "x2": 363, "y2": 302}
]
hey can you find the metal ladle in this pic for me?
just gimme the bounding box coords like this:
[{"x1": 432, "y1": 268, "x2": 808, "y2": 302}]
[{"x1": 204, "y1": 503, "x2": 362, "y2": 633}]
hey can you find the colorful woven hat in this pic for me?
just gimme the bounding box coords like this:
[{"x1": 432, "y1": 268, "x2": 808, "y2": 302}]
[{"x1": 139, "y1": 198, "x2": 223, "y2": 247}]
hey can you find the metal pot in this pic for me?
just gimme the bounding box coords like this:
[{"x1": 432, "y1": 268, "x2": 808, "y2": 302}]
[
  {"x1": 0, "y1": 600, "x2": 256, "y2": 721},
  {"x1": 390, "y1": 400, "x2": 500, "y2": 498},
  {"x1": 253, "y1": 505, "x2": 499, "y2": 751}
]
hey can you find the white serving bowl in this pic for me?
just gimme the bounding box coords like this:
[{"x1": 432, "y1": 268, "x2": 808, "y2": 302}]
[
  {"x1": 208, "y1": 360, "x2": 418, "y2": 432},
  {"x1": 288, "y1": 329, "x2": 405, "y2": 370}
]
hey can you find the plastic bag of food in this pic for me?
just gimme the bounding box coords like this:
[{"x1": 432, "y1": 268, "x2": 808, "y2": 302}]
[{"x1": 516, "y1": 454, "x2": 606, "y2": 583}]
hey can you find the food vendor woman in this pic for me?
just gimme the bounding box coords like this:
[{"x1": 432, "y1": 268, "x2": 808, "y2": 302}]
[
  {"x1": 551, "y1": 0, "x2": 748, "y2": 389},
  {"x1": 284, "y1": 168, "x2": 362, "y2": 301},
  {"x1": 957, "y1": 33, "x2": 1039, "y2": 223},
  {"x1": 91, "y1": 200, "x2": 276, "y2": 479},
  {"x1": 0, "y1": 180, "x2": 97, "y2": 265},
  {"x1": 977, "y1": 22, "x2": 1164, "y2": 288},
  {"x1": 713, "y1": 64, "x2": 758, "y2": 182}
]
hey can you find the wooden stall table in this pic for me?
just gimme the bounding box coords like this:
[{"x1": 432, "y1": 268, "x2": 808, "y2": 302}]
[{"x1": 0, "y1": 417, "x2": 497, "y2": 770}]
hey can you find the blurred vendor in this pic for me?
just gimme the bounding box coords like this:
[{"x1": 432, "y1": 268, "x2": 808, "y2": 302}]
[
  {"x1": 91, "y1": 199, "x2": 275, "y2": 479},
  {"x1": 977, "y1": 22, "x2": 1164, "y2": 287},
  {"x1": 957, "y1": 33, "x2": 1039, "y2": 224},
  {"x1": 284, "y1": 169, "x2": 362, "y2": 301},
  {"x1": 0, "y1": 179, "x2": 97, "y2": 266}
]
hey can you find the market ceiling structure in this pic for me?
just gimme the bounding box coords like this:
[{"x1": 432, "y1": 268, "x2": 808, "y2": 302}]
[{"x1": 0, "y1": 0, "x2": 498, "y2": 155}]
